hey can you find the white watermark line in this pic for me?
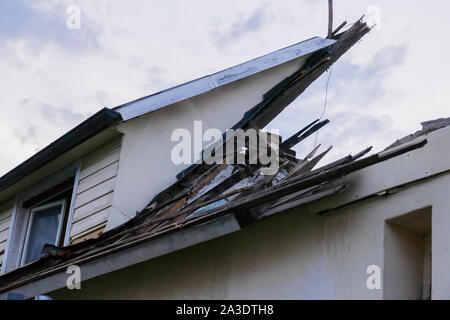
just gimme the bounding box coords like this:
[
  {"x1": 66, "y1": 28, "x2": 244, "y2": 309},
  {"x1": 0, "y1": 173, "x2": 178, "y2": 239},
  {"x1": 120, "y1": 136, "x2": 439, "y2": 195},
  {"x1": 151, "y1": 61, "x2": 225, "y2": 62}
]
[
  {"x1": 66, "y1": 5, "x2": 81, "y2": 30},
  {"x1": 66, "y1": 264, "x2": 82, "y2": 290},
  {"x1": 171, "y1": 121, "x2": 280, "y2": 175},
  {"x1": 366, "y1": 264, "x2": 382, "y2": 290}
]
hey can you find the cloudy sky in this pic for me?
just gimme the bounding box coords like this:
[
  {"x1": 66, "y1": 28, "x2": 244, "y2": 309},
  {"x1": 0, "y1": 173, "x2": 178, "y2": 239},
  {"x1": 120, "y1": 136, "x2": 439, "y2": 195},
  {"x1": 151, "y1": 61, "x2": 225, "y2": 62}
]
[{"x1": 0, "y1": 0, "x2": 448, "y2": 175}]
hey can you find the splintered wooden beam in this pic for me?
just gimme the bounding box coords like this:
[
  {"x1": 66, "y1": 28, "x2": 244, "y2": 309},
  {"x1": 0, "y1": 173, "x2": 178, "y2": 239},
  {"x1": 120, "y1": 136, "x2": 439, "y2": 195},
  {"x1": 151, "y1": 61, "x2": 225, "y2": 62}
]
[
  {"x1": 249, "y1": 20, "x2": 370, "y2": 129},
  {"x1": 185, "y1": 138, "x2": 427, "y2": 220},
  {"x1": 175, "y1": 20, "x2": 369, "y2": 183},
  {"x1": 280, "y1": 119, "x2": 329, "y2": 150},
  {"x1": 351, "y1": 146, "x2": 373, "y2": 161},
  {"x1": 131, "y1": 140, "x2": 426, "y2": 232},
  {"x1": 261, "y1": 184, "x2": 348, "y2": 219},
  {"x1": 289, "y1": 145, "x2": 373, "y2": 184},
  {"x1": 144, "y1": 19, "x2": 370, "y2": 223},
  {"x1": 284, "y1": 145, "x2": 333, "y2": 180},
  {"x1": 331, "y1": 21, "x2": 347, "y2": 37}
]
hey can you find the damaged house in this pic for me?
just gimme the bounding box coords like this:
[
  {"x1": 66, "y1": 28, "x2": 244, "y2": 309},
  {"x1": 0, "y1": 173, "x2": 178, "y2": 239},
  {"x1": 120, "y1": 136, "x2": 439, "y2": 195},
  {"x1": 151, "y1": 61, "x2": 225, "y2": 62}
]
[{"x1": 0, "y1": 18, "x2": 449, "y2": 300}]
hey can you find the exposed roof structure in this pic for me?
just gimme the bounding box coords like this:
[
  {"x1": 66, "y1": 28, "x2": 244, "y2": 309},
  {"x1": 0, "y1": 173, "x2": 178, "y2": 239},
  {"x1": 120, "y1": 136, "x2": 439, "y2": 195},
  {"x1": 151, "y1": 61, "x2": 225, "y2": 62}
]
[{"x1": 0, "y1": 19, "x2": 377, "y2": 297}]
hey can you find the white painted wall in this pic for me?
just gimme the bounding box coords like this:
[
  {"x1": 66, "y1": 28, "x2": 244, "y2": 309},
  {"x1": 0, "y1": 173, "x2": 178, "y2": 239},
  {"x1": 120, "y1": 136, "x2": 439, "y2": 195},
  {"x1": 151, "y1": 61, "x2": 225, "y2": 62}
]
[{"x1": 50, "y1": 171, "x2": 450, "y2": 300}]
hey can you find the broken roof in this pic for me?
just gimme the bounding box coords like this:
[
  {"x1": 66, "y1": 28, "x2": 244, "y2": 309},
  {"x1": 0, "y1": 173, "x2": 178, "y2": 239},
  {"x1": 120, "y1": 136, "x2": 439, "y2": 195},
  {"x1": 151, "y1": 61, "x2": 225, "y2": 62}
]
[
  {"x1": 0, "y1": 19, "x2": 376, "y2": 297},
  {"x1": 0, "y1": 121, "x2": 428, "y2": 296}
]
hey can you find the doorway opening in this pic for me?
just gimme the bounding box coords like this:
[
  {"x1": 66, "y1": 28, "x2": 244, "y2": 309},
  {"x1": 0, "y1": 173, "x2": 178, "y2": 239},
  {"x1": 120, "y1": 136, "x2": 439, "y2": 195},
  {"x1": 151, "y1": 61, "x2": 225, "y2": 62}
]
[{"x1": 384, "y1": 206, "x2": 431, "y2": 300}]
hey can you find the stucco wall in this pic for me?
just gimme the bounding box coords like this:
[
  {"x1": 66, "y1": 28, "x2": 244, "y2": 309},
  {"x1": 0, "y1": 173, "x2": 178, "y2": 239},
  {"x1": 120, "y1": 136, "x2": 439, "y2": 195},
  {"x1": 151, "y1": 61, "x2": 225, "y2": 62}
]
[{"x1": 50, "y1": 171, "x2": 450, "y2": 300}]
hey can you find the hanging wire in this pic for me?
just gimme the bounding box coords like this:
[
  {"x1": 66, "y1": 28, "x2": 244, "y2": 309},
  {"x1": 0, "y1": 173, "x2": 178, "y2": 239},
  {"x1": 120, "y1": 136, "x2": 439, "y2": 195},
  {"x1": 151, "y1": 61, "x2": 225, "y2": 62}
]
[{"x1": 314, "y1": 66, "x2": 333, "y2": 147}]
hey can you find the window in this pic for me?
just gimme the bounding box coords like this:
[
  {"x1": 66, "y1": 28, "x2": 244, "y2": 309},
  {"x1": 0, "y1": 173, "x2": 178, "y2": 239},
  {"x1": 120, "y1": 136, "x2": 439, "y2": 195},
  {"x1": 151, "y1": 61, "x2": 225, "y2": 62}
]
[
  {"x1": 1, "y1": 162, "x2": 80, "y2": 273},
  {"x1": 21, "y1": 200, "x2": 67, "y2": 265},
  {"x1": 19, "y1": 177, "x2": 74, "y2": 266}
]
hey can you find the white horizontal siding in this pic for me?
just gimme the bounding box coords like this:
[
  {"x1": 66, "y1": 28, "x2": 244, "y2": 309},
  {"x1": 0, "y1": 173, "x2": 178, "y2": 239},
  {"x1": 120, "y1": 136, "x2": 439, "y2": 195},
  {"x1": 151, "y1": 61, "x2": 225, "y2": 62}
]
[
  {"x1": 72, "y1": 193, "x2": 114, "y2": 224},
  {"x1": 74, "y1": 178, "x2": 116, "y2": 209},
  {"x1": 0, "y1": 205, "x2": 13, "y2": 269},
  {"x1": 0, "y1": 229, "x2": 8, "y2": 243},
  {"x1": 77, "y1": 162, "x2": 119, "y2": 194},
  {"x1": 79, "y1": 146, "x2": 121, "y2": 180},
  {"x1": 0, "y1": 217, "x2": 11, "y2": 234},
  {"x1": 70, "y1": 208, "x2": 109, "y2": 238},
  {"x1": 69, "y1": 138, "x2": 122, "y2": 242}
]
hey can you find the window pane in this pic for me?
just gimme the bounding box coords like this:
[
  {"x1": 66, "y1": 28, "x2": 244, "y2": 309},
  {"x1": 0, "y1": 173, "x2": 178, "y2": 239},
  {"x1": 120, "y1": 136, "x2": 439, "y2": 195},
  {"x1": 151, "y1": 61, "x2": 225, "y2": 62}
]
[{"x1": 24, "y1": 204, "x2": 63, "y2": 264}]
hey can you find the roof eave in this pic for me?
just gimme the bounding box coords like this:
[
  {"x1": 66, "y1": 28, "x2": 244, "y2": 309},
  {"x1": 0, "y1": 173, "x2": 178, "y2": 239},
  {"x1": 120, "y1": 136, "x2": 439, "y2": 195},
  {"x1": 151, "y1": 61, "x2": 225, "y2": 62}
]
[
  {"x1": 0, "y1": 214, "x2": 241, "y2": 300},
  {"x1": 0, "y1": 108, "x2": 123, "y2": 193}
]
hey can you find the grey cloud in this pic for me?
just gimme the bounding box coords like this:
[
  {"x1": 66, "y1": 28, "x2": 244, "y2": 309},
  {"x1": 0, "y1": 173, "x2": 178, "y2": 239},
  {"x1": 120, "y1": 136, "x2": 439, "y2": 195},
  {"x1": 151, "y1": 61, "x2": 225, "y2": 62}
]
[
  {"x1": 362, "y1": 45, "x2": 408, "y2": 78},
  {"x1": 144, "y1": 66, "x2": 174, "y2": 93},
  {"x1": 320, "y1": 112, "x2": 391, "y2": 143},
  {"x1": 325, "y1": 112, "x2": 403, "y2": 148},
  {"x1": 283, "y1": 44, "x2": 408, "y2": 115},
  {"x1": 330, "y1": 44, "x2": 408, "y2": 107},
  {"x1": 14, "y1": 126, "x2": 37, "y2": 146},
  {"x1": 211, "y1": 5, "x2": 273, "y2": 49},
  {"x1": 0, "y1": 0, "x2": 101, "y2": 52},
  {"x1": 128, "y1": 55, "x2": 145, "y2": 68},
  {"x1": 40, "y1": 103, "x2": 86, "y2": 127},
  {"x1": 94, "y1": 90, "x2": 111, "y2": 108}
]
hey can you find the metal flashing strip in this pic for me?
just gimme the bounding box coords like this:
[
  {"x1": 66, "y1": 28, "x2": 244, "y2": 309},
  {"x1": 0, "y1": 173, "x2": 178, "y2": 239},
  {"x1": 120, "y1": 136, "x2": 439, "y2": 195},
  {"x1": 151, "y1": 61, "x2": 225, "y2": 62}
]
[{"x1": 114, "y1": 37, "x2": 336, "y2": 121}]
